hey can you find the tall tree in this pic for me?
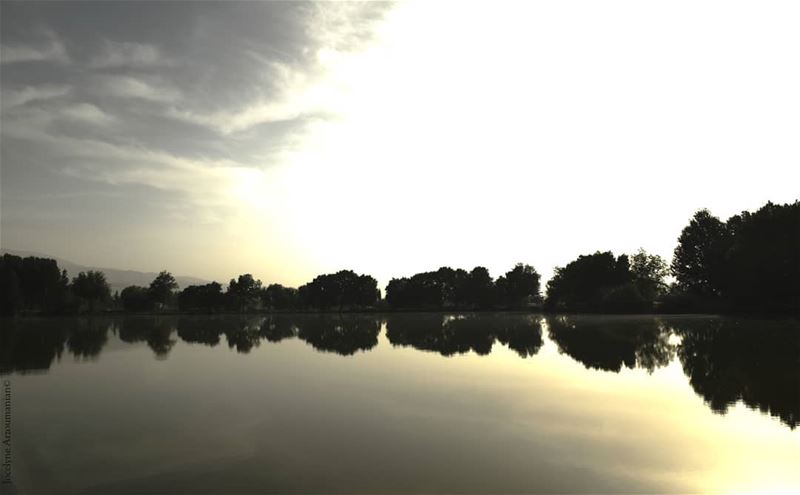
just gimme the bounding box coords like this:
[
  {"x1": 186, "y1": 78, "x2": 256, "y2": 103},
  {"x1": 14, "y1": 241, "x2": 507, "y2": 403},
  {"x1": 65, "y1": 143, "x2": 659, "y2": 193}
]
[
  {"x1": 0, "y1": 265, "x2": 22, "y2": 315},
  {"x1": 545, "y1": 252, "x2": 633, "y2": 312},
  {"x1": 120, "y1": 286, "x2": 153, "y2": 311},
  {"x1": 497, "y1": 263, "x2": 541, "y2": 308},
  {"x1": 178, "y1": 282, "x2": 225, "y2": 311},
  {"x1": 671, "y1": 209, "x2": 733, "y2": 296},
  {"x1": 71, "y1": 271, "x2": 111, "y2": 312},
  {"x1": 262, "y1": 284, "x2": 299, "y2": 310},
  {"x1": 725, "y1": 201, "x2": 800, "y2": 311},
  {"x1": 298, "y1": 270, "x2": 378, "y2": 310},
  {"x1": 227, "y1": 274, "x2": 263, "y2": 311},
  {"x1": 148, "y1": 271, "x2": 178, "y2": 307},
  {"x1": 630, "y1": 249, "x2": 669, "y2": 301},
  {"x1": 464, "y1": 266, "x2": 494, "y2": 308},
  {"x1": 0, "y1": 254, "x2": 70, "y2": 314}
]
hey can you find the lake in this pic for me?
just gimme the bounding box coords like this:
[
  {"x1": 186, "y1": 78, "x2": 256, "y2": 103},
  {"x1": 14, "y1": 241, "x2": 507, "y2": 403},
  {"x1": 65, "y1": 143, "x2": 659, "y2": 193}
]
[{"x1": 1, "y1": 314, "x2": 798, "y2": 493}]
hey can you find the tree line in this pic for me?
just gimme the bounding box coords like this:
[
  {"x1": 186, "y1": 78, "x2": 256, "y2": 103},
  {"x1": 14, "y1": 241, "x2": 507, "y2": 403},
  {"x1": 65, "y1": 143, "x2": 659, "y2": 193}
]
[
  {"x1": 1, "y1": 199, "x2": 797, "y2": 315},
  {"x1": 545, "y1": 200, "x2": 798, "y2": 313}
]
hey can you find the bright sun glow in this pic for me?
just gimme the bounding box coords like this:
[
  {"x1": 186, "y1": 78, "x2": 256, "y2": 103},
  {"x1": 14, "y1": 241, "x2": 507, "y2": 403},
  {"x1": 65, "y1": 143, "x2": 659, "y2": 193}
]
[{"x1": 219, "y1": 0, "x2": 800, "y2": 287}]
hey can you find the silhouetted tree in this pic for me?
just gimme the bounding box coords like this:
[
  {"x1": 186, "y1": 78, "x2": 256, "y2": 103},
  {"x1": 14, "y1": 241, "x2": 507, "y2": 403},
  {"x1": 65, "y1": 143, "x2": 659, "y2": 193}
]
[
  {"x1": 71, "y1": 270, "x2": 111, "y2": 312},
  {"x1": 463, "y1": 267, "x2": 494, "y2": 309},
  {"x1": 0, "y1": 254, "x2": 71, "y2": 314},
  {"x1": 671, "y1": 209, "x2": 733, "y2": 297},
  {"x1": 545, "y1": 252, "x2": 636, "y2": 312},
  {"x1": 120, "y1": 285, "x2": 153, "y2": 311},
  {"x1": 262, "y1": 283, "x2": 299, "y2": 310},
  {"x1": 178, "y1": 282, "x2": 225, "y2": 312},
  {"x1": 386, "y1": 271, "x2": 446, "y2": 309},
  {"x1": 148, "y1": 270, "x2": 178, "y2": 308},
  {"x1": 496, "y1": 263, "x2": 541, "y2": 308},
  {"x1": 439, "y1": 267, "x2": 469, "y2": 307},
  {"x1": 725, "y1": 201, "x2": 800, "y2": 312},
  {"x1": 227, "y1": 274, "x2": 262, "y2": 311},
  {"x1": 298, "y1": 270, "x2": 378, "y2": 310},
  {"x1": 0, "y1": 265, "x2": 22, "y2": 315},
  {"x1": 630, "y1": 249, "x2": 669, "y2": 302},
  {"x1": 387, "y1": 265, "x2": 541, "y2": 310},
  {"x1": 666, "y1": 201, "x2": 799, "y2": 313}
]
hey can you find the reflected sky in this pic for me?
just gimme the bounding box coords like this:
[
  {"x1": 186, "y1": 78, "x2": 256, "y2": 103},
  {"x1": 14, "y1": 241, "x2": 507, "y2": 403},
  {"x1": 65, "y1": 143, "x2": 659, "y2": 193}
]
[{"x1": 1, "y1": 314, "x2": 798, "y2": 493}]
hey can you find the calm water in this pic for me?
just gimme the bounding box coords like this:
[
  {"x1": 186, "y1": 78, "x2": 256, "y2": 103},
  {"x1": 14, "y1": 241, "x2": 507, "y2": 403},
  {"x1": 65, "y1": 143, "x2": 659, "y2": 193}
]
[{"x1": 1, "y1": 314, "x2": 798, "y2": 494}]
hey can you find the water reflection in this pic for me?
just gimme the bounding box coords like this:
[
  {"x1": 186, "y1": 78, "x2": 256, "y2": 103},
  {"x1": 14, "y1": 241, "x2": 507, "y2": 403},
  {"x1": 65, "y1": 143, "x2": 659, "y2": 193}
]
[
  {"x1": 1, "y1": 314, "x2": 798, "y2": 429},
  {"x1": 295, "y1": 314, "x2": 381, "y2": 355},
  {"x1": 117, "y1": 317, "x2": 177, "y2": 358},
  {"x1": 0, "y1": 318, "x2": 67, "y2": 374},
  {"x1": 175, "y1": 314, "x2": 381, "y2": 355},
  {"x1": 386, "y1": 313, "x2": 543, "y2": 357},
  {"x1": 259, "y1": 314, "x2": 297, "y2": 342},
  {"x1": 176, "y1": 317, "x2": 223, "y2": 346},
  {"x1": 66, "y1": 318, "x2": 109, "y2": 360},
  {"x1": 547, "y1": 315, "x2": 675, "y2": 373},
  {"x1": 672, "y1": 317, "x2": 800, "y2": 429}
]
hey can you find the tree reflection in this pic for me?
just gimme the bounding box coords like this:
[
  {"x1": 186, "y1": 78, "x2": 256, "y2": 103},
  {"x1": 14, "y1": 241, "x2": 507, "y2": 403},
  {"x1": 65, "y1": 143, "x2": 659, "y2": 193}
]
[
  {"x1": 117, "y1": 317, "x2": 177, "y2": 359},
  {"x1": 4, "y1": 314, "x2": 798, "y2": 430},
  {"x1": 259, "y1": 315, "x2": 297, "y2": 342},
  {"x1": 222, "y1": 317, "x2": 263, "y2": 353},
  {"x1": 176, "y1": 316, "x2": 264, "y2": 353},
  {"x1": 295, "y1": 315, "x2": 380, "y2": 355},
  {"x1": 0, "y1": 319, "x2": 67, "y2": 374},
  {"x1": 66, "y1": 318, "x2": 110, "y2": 360},
  {"x1": 547, "y1": 315, "x2": 674, "y2": 373},
  {"x1": 672, "y1": 317, "x2": 799, "y2": 429},
  {"x1": 176, "y1": 317, "x2": 223, "y2": 346},
  {"x1": 495, "y1": 315, "x2": 544, "y2": 358},
  {"x1": 172, "y1": 314, "x2": 378, "y2": 355},
  {"x1": 386, "y1": 314, "x2": 543, "y2": 358}
]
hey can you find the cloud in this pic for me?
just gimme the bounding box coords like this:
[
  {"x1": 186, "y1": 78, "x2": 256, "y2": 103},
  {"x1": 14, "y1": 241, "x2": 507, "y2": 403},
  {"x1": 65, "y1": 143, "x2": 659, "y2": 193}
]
[
  {"x1": 0, "y1": 31, "x2": 68, "y2": 64},
  {"x1": 2, "y1": 98, "x2": 243, "y2": 220},
  {"x1": 98, "y1": 75, "x2": 181, "y2": 102},
  {"x1": 60, "y1": 103, "x2": 115, "y2": 125},
  {"x1": 167, "y1": 91, "x2": 319, "y2": 135},
  {"x1": 306, "y1": 2, "x2": 388, "y2": 52},
  {"x1": 1, "y1": 85, "x2": 71, "y2": 109},
  {"x1": 90, "y1": 40, "x2": 166, "y2": 68},
  {"x1": 165, "y1": 59, "x2": 339, "y2": 135},
  {"x1": 56, "y1": 135, "x2": 250, "y2": 224}
]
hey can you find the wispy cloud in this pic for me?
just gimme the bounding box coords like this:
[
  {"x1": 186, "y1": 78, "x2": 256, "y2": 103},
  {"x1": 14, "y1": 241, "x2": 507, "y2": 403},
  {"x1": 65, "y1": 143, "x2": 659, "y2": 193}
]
[
  {"x1": 98, "y1": 75, "x2": 181, "y2": 102},
  {"x1": 1, "y1": 85, "x2": 71, "y2": 109},
  {"x1": 167, "y1": 87, "x2": 322, "y2": 136},
  {"x1": 0, "y1": 30, "x2": 68, "y2": 64},
  {"x1": 3, "y1": 99, "x2": 244, "y2": 221},
  {"x1": 90, "y1": 40, "x2": 167, "y2": 68},
  {"x1": 165, "y1": 60, "x2": 339, "y2": 135},
  {"x1": 60, "y1": 103, "x2": 115, "y2": 126}
]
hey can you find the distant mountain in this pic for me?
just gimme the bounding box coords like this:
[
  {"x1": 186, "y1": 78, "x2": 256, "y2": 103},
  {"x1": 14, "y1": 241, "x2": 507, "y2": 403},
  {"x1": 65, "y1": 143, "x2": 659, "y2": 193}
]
[{"x1": 1, "y1": 249, "x2": 210, "y2": 293}]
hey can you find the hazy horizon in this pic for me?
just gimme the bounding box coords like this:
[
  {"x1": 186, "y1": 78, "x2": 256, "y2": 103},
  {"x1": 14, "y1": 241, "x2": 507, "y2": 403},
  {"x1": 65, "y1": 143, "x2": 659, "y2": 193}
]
[{"x1": 3, "y1": 1, "x2": 799, "y2": 288}]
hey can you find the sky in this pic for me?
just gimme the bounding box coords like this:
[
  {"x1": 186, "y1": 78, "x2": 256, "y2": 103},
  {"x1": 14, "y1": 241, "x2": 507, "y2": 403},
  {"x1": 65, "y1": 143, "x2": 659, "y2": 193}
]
[{"x1": 2, "y1": 1, "x2": 799, "y2": 289}]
